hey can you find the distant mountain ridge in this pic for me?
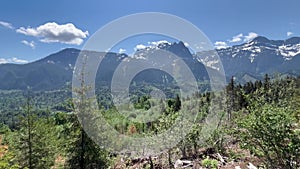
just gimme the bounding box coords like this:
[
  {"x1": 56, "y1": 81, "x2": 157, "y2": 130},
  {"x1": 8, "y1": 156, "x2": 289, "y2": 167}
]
[
  {"x1": 0, "y1": 36, "x2": 299, "y2": 90},
  {"x1": 0, "y1": 42, "x2": 210, "y2": 90},
  {"x1": 217, "y1": 36, "x2": 300, "y2": 77}
]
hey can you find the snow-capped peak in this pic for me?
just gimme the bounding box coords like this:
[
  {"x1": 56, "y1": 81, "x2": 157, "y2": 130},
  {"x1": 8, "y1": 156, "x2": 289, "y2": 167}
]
[{"x1": 221, "y1": 36, "x2": 300, "y2": 62}]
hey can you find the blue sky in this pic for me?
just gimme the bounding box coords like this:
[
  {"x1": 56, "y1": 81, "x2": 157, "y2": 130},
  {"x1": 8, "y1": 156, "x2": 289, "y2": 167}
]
[{"x1": 0, "y1": 0, "x2": 300, "y2": 63}]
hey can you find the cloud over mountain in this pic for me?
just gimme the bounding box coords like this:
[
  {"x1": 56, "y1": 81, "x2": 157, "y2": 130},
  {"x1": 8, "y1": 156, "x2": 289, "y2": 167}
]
[
  {"x1": 16, "y1": 22, "x2": 89, "y2": 45},
  {"x1": 229, "y1": 33, "x2": 243, "y2": 43},
  {"x1": 0, "y1": 57, "x2": 28, "y2": 64},
  {"x1": 228, "y1": 32, "x2": 259, "y2": 43},
  {"x1": 214, "y1": 41, "x2": 228, "y2": 49},
  {"x1": 287, "y1": 31, "x2": 293, "y2": 37},
  {"x1": 243, "y1": 32, "x2": 258, "y2": 42}
]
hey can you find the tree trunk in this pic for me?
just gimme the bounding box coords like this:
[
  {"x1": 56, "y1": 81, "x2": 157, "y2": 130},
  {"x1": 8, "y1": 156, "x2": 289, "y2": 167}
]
[
  {"x1": 27, "y1": 98, "x2": 33, "y2": 169},
  {"x1": 149, "y1": 156, "x2": 154, "y2": 169},
  {"x1": 80, "y1": 128, "x2": 85, "y2": 169},
  {"x1": 168, "y1": 150, "x2": 172, "y2": 168}
]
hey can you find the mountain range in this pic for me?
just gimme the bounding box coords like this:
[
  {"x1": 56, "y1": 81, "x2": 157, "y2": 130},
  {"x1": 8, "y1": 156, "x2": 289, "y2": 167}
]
[
  {"x1": 216, "y1": 36, "x2": 300, "y2": 82},
  {"x1": 0, "y1": 36, "x2": 299, "y2": 90}
]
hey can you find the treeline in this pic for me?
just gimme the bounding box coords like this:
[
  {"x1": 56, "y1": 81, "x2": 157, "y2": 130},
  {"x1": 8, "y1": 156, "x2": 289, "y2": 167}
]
[
  {"x1": 224, "y1": 74, "x2": 300, "y2": 168},
  {"x1": 0, "y1": 75, "x2": 299, "y2": 168},
  {"x1": 0, "y1": 89, "x2": 70, "y2": 129}
]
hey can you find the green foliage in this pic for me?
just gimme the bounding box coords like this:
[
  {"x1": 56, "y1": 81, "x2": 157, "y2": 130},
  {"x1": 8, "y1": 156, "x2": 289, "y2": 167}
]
[
  {"x1": 201, "y1": 156, "x2": 218, "y2": 169},
  {"x1": 0, "y1": 75, "x2": 298, "y2": 168},
  {"x1": 64, "y1": 114, "x2": 110, "y2": 169},
  {"x1": 134, "y1": 95, "x2": 151, "y2": 110},
  {"x1": 15, "y1": 116, "x2": 58, "y2": 169},
  {"x1": 166, "y1": 94, "x2": 181, "y2": 113},
  {"x1": 66, "y1": 60, "x2": 111, "y2": 169},
  {"x1": 9, "y1": 95, "x2": 59, "y2": 169},
  {"x1": 0, "y1": 124, "x2": 10, "y2": 135},
  {"x1": 206, "y1": 125, "x2": 227, "y2": 154},
  {"x1": 0, "y1": 89, "x2": 70, "y2": 129},
  {"x1": 0, "y1": 129, "x2": 20, "y2": 169},
  {"x1": 236, "y1": 103, "x2": 300, "y2": 168},
  {"x1": 0, "y1": 151, "x2": 20, "y2": 169}
]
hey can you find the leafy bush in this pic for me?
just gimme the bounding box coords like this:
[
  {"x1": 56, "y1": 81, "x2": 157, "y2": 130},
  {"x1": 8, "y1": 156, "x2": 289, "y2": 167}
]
[
  {"x1": 201, "y1": 156, "x2": 218, "y2": 169},
  {"x1": 237, "y1": 103, "x2": 300, "y2": 168}
]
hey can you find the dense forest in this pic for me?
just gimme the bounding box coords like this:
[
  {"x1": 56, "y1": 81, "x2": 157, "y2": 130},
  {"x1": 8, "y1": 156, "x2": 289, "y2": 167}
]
[{"x1": 0, "y1": 75, "x2": 299, "y2": 168}]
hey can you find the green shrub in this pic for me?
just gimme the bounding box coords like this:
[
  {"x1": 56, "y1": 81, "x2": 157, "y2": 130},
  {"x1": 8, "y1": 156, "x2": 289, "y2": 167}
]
[
  {"x1": 201, "y1": 156, "x2": 218, "y2": 169},
  {"x1": 237, "y1": 103, "x2": 300, "y2": 168}
]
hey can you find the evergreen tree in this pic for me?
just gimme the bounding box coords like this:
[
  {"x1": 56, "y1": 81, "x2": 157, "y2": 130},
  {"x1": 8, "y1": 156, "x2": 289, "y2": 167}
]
[
  {"x1": 226, "y1": 76, "x2": 235, "y2": 120},
  {"x1": 66, "y1": 55, "x2": 109, "y2": 169},
  {"x1": 65, "y1": 114, "x2": 109, "y2": 169},
  {"x1": 174, "y1": 94, "x2": 181, "y2": 112},
  {"x1": 14, "y1": 96, "x2": 57, "y2": 169}
]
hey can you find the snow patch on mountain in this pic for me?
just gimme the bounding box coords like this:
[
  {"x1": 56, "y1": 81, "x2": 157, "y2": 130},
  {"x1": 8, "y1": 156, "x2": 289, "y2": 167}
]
[
  {"x1": 278, "y1": 44, "x2": 300, "y2": 59},
  {"x1": 220, "y1": 37, "x2": 300, "y2": 62},
  {"x1": 239, "y1": 40, "x2": 263, "y2": 54},
  {"x1": 196, "y1": 52, "x2": 221, "y2": 71}
]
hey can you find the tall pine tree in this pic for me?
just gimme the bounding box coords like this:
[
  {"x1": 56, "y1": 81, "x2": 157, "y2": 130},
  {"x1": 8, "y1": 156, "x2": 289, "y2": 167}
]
[{"x1": 14, "y1": 95, "x2": 57, "y2": 169}]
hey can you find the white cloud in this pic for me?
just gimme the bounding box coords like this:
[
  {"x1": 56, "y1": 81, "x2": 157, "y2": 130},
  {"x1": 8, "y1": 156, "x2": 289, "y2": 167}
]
[
  {"x1": 132, "y1": 40, "x2": 177, "y2": 52},
  {"x1": 0, "y1": 57, "x2": 29, "y2": 64},
  {"x1": 118, "y1": 48, "x2": 126, "y2": 53},
  {"x1": 148, "y1": 40, "x2": 171, "y2": 46},
  {"x1": 11, "y1": 57, "x2": 28, "y2": 64},
  {"x1": 229, "y1": 33, "x2": 243, "y2": 43},
  {"x1": 134, "y1": 44, "x2": 147, "y2": 51},
  {"x1": 21, "y1": 40, "x2": 36, "y2": 49},
  {"x1": 214, "y1": 41, "x2": 228, "y2": 49},
  {"x1": 287, "y1": 31, "x2": 293, "y2": 37},
  {"x1": 0, "y1": 58, "x2": 8, "y2": 64},
  {"x1": 244, "y1": 32, "x2": 258, "y2": 42},
  {"x1": 16, "y1": 22, "x2": 89, "y2": 45},
  {"x1": 227, "y1": 32, "x2": 259, "y2": 44},
  {"x1": 134, "y1": 40, "x2": 172, "y2": 51},
  {"x1": 183, "y1": 42, "x2": 189, "y2": 47},
  {"x1": 0, "y1": 21, "x2": 14, "y2": 29}
]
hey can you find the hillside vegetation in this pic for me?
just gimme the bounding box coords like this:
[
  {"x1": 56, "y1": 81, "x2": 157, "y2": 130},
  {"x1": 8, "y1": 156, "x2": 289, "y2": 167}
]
[{"x1": 0, "y1": 75, "x2": 299, "y2": 168}]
